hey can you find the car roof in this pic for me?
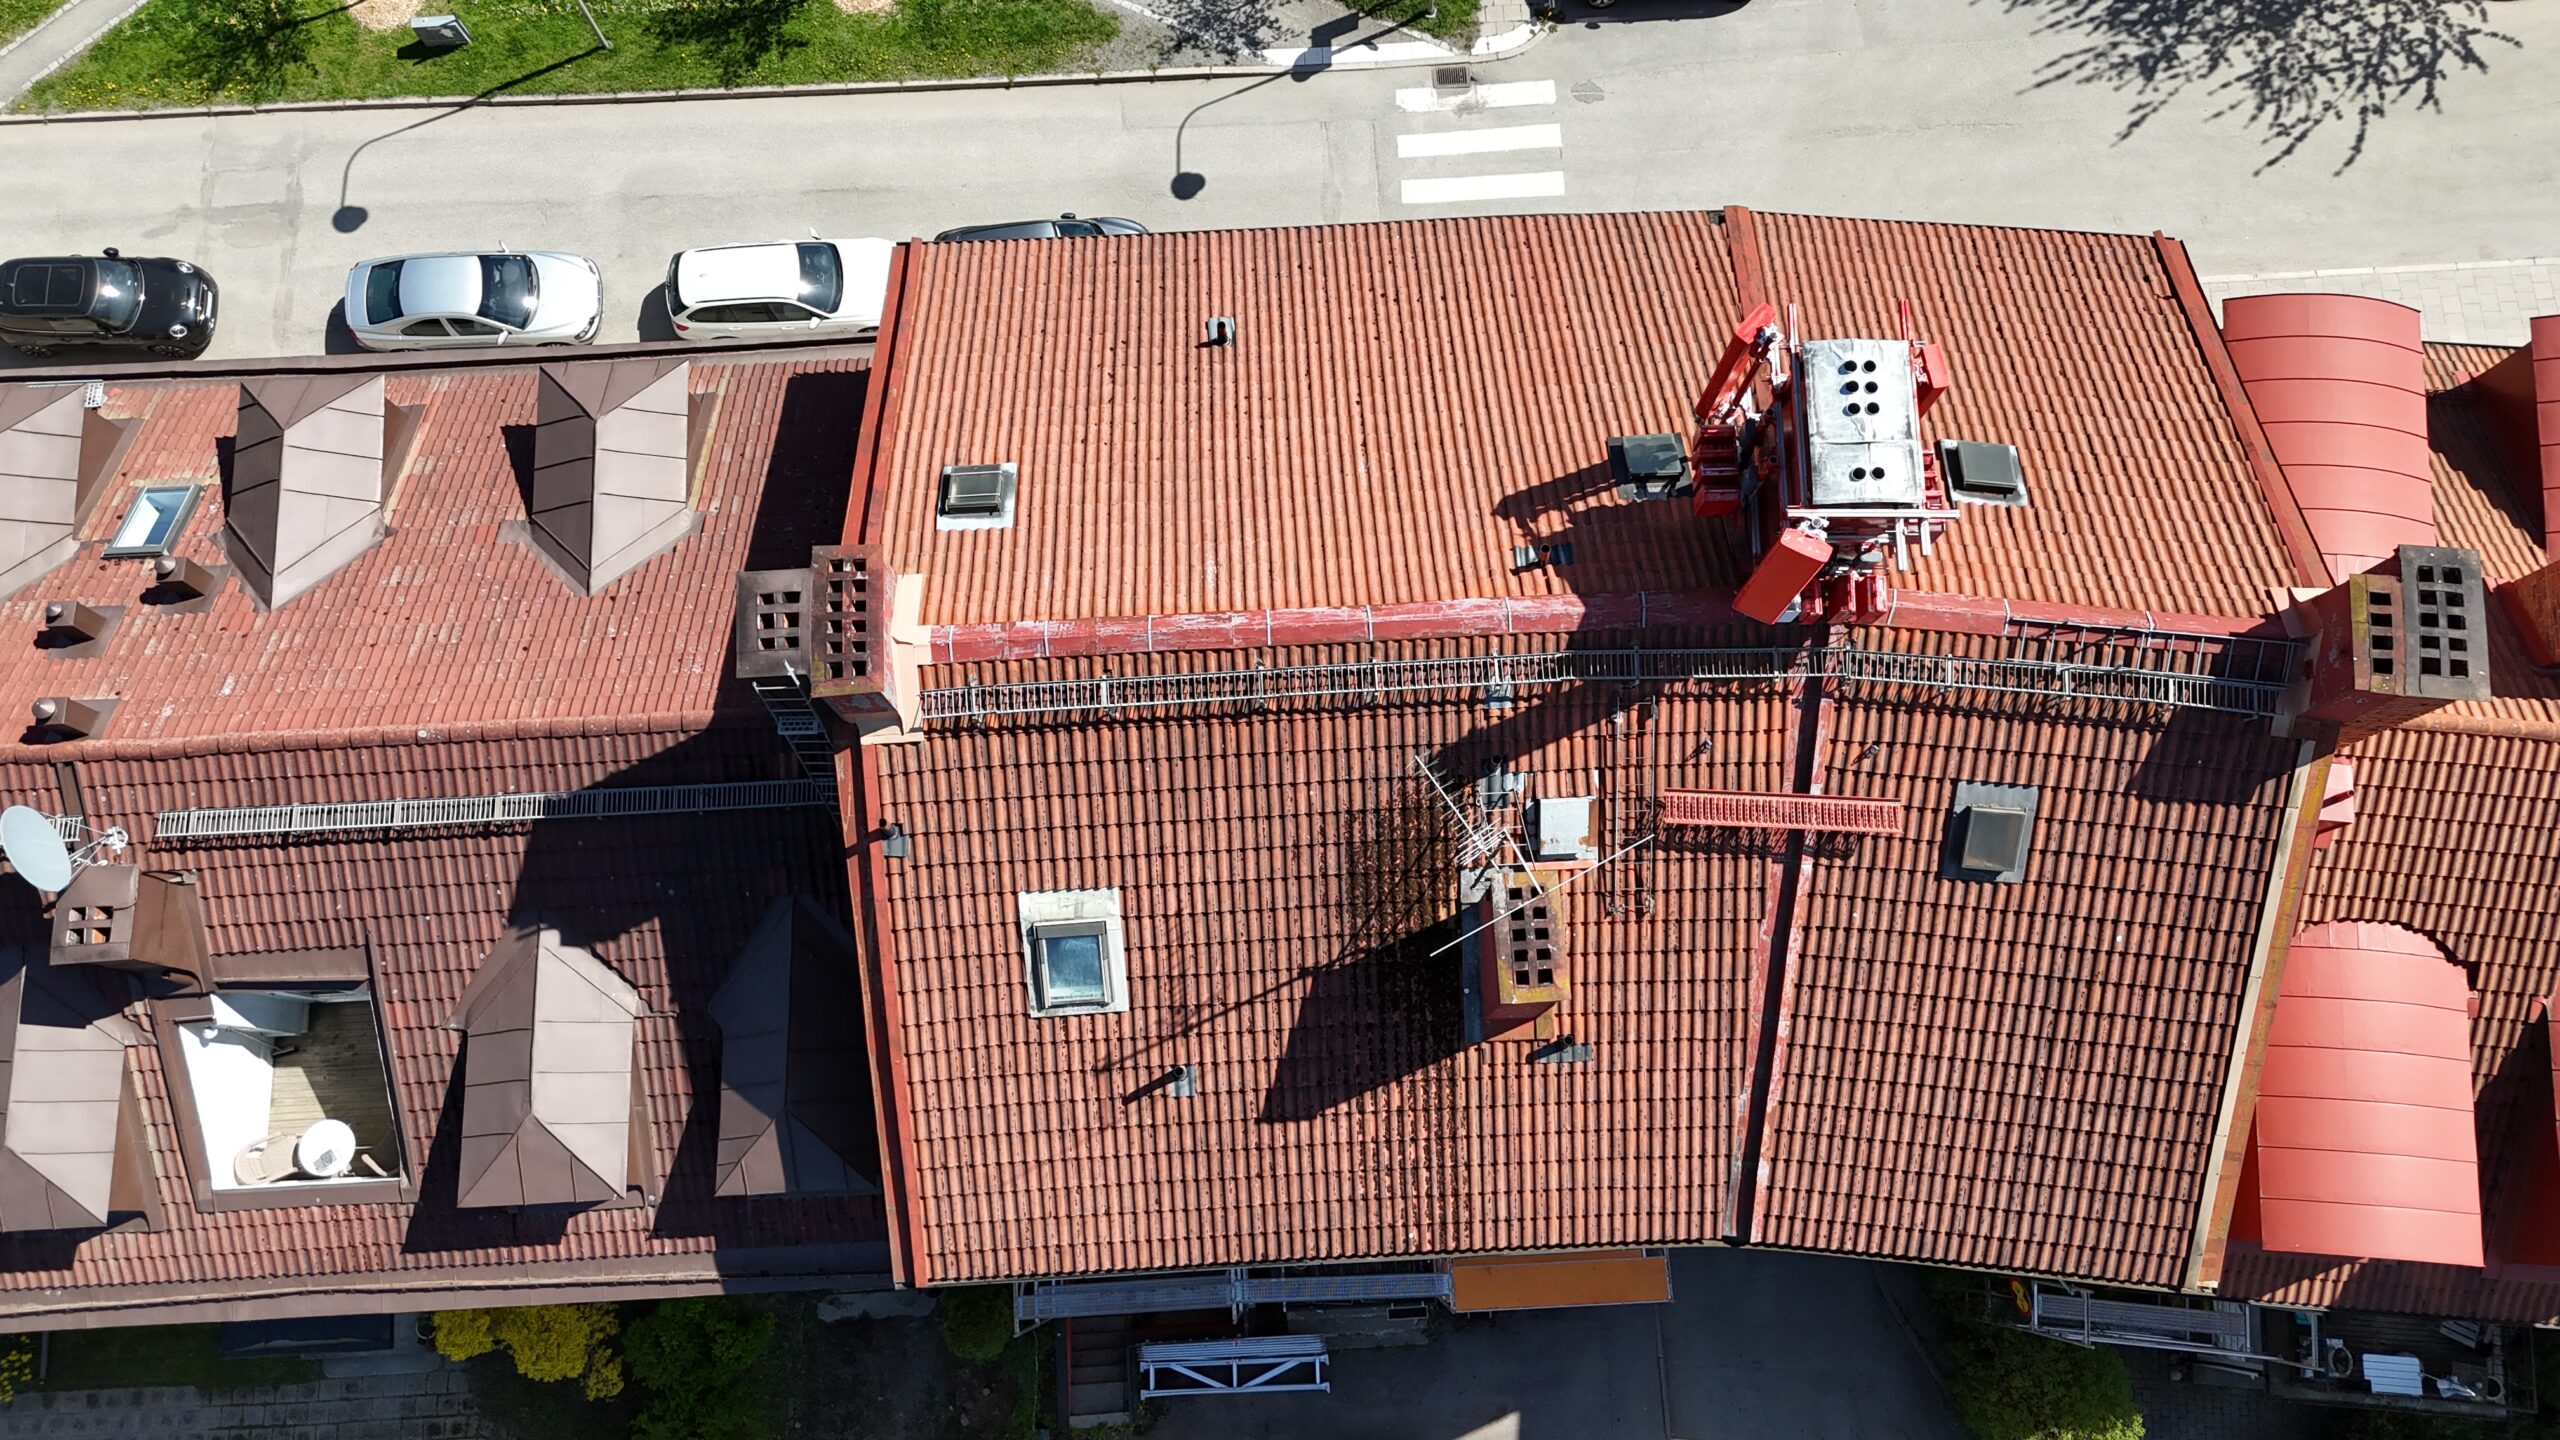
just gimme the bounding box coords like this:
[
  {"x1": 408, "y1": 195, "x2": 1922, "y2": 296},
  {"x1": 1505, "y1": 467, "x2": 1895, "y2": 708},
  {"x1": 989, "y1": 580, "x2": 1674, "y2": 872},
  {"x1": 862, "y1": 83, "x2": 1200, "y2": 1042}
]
[
  {"x1": 676, "y1": 243, "x2": 804, "y2": 307},
  {"x1": 394, "y1": 256, "x2": 484, "y2": 319},
  {"x1": 937, "y1": 220, "x2": 1064, "y2": 242},
  {"x1": 0, "y1": 258, "x2": 98, "y2": 316}
]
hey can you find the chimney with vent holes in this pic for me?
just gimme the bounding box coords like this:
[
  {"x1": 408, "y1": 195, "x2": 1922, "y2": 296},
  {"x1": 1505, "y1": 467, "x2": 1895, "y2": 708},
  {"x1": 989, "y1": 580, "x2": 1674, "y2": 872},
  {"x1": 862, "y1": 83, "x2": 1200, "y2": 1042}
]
[
  {"x1": 2294, "y1": 544, "x2": 2493, "y2": 740},
  {"x1": 1474, "y1": 869, "x2": 1567, "y2": 1041}
]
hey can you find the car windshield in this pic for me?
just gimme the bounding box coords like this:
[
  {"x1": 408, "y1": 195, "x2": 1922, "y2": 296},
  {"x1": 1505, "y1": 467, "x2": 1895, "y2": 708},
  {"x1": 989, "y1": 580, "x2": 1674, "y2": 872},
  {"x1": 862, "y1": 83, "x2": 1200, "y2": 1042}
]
[
  {"x1": 796, "y1": 243, "x2": 841, "y2": 314},
  {"x1": 89, "y1": 259, "x2": 143, "y2": 331},
  {"x1": 363, "y1": 261, "x2": 405, "y2": 325},
  {"x1": 477, "y1": 255, "x2": 537, "y2": 329}
]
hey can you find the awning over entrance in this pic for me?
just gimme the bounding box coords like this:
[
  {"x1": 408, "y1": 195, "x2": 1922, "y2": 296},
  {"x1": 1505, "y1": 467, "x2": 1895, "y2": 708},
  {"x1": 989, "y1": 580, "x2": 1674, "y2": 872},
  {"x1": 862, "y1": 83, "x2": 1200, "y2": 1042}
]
[
  {"x1": 1444, "y1": 1250, "x2": 1673, "y2": 1312},
  {"x1": 2247, "y1": 921, "x2": 2481, "y2": 1267}
]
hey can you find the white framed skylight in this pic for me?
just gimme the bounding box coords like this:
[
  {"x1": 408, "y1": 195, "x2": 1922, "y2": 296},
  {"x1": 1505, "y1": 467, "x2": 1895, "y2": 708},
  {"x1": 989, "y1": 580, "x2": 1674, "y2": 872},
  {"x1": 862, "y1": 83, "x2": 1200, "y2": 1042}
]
[
  {"x1": 1017, "y1": 889, "x2": 1128, "y2": 1018},
  {"x1": 104, "y1": 484, "x2": 201, "y2": 558}
]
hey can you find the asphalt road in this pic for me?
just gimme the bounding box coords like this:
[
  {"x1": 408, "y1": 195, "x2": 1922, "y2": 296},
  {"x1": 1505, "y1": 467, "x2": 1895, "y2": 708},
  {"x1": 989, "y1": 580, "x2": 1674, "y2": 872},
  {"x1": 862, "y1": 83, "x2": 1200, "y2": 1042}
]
[{"x1": 2, "y1": 0, "x2": 2556, "y2": 361}]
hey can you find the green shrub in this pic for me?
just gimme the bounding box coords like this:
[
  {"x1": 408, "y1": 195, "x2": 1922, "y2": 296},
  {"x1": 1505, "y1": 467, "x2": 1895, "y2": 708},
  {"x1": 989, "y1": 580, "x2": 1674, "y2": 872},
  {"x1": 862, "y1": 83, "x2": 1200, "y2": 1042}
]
[
  {"x1": 939, "y1": 1285, "x2": 1014, "y2": 1364},
  {"x1": 1944, "y1": 1325, "x2": 2144, "y2": 1440},
  {"x1": 431, "y1": 1304, "x2": 621, "y2": 1397},
  {"x1": 623, "y1": 1297, "x2": 777, "y2": 1440}
]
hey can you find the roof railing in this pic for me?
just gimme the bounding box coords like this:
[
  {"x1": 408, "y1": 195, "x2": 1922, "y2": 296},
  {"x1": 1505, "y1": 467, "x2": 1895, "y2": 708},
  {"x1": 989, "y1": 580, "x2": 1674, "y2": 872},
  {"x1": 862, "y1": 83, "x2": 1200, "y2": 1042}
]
[
  {"x1": 918, "y1": 634, "x2": 2295, "y2": 725},
  {"x1": 151, "y1": 778, "x2": 833, "y2": 843}
]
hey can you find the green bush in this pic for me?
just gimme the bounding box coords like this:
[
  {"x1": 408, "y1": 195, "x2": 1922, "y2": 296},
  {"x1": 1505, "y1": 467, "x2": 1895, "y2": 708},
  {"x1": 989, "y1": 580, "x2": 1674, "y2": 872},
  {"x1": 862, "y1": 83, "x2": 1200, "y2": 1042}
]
[
  {"x1": 623, "y1": 1297, "x2": 776, "y2": 1440},
  {"x1": 1944, "y1": 1325, "x2": 2144, "y2": 1440},
  {"x1": 939, "y1": 1286, "x2": 1015, "y2": 1364}
]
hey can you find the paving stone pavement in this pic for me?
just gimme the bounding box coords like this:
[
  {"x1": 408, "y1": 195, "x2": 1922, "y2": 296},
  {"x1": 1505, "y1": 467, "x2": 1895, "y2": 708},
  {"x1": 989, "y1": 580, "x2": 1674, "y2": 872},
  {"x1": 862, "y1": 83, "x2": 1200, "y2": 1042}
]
[
  {"x1": 0, "y1": 1368, "x2": 487, "y2": 1438},
  {"x1": 2203, "y1": 258, "x2": 2560, "y2": 347}
]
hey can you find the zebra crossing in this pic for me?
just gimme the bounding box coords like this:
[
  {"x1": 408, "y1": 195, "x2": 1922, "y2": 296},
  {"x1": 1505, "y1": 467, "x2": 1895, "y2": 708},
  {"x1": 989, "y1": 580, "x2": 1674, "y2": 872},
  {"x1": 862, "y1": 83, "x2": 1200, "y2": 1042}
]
[{"x1": 1389, "y1": 77, "x2": 1564, "y2": 207}]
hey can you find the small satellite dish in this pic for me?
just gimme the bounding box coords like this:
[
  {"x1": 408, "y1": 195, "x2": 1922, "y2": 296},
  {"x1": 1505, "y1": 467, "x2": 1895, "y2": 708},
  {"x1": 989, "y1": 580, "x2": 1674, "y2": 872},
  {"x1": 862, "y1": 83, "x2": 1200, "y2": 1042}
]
[{"x1": 1, "y1": 806, "x2": 73, "y2": 892}]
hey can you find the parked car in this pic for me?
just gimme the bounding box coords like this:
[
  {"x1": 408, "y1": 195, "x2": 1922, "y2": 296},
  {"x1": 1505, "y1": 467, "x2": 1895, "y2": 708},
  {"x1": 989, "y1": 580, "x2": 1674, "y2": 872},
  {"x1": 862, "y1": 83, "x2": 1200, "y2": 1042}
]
[
  {"x1": 340, "y1": 250, "x2": 601, "y2": 352},
  {"x1": 664, "y1": 237, "x2": 892, "y2": 343},
  {"x1": 934, "y1": 214, "x2": 1147, "y2": 242},
  {"x1": 0, "y1": 248, "x2": 216, "y2": 359}
]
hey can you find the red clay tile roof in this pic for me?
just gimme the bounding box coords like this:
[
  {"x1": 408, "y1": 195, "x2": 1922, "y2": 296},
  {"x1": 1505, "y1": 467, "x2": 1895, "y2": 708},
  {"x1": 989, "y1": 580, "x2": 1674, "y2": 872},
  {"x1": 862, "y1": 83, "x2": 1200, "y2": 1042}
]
[
  {"x1": 1753, "y1": 688, "x2": 2298, "y2": 1286},
  {"x1": 2219, "y1": 723, "x2": 2560, "y2": 1321},
  {"x1": 0, "y1": 725, "x2": 884, "y2": 1325},
  {"x1": 867, "y1": 213, "x2": 2299, "y2": 635},
  {"x1": 870, "y1": 640, "x2": 1783, "y2": 1283},
  {"x1": 1750, "y1": 214, "x2": 2301, "y2": 617},
  {"x1": 0, "y1": 354, "x2": 863, "y2": 751}
]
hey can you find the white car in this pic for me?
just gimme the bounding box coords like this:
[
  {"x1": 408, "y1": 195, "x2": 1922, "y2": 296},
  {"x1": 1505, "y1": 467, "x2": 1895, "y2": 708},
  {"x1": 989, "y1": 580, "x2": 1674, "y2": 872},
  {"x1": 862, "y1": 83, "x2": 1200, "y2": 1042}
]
[
  {"x1": 665, "y1": 237, "x2": 890, "y2": 343},
  {"x1": 342, "y1": 250, "x2": 602, "y2": 351}
]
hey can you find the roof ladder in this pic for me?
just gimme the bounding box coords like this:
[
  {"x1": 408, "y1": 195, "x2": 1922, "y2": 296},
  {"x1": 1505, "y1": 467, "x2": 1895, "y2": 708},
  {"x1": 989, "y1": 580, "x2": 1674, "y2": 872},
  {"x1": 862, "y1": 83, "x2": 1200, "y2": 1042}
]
[{"x1": 749, "y1": 673, "x2": 838, "y2": 784}]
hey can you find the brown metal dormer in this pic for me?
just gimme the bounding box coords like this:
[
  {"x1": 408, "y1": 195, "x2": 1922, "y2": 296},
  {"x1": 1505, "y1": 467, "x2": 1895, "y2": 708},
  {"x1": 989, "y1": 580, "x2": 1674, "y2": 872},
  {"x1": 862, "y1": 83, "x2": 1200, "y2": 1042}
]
[
  {"x1": 518, "y1": 356, "x2": 710, "y2": 595},
  {"x1": 445, "y1": 925, "x2": 653, "y2": 1209},
  {"x1": 224, "y1": 375, "x2": 424, "y2": 609},
  {"x1": 0, "y1": 383, "x2": 140, "y2": 600},
  {"x1": 709, "y1": 896, "x2": 879, "y2": 1198}
]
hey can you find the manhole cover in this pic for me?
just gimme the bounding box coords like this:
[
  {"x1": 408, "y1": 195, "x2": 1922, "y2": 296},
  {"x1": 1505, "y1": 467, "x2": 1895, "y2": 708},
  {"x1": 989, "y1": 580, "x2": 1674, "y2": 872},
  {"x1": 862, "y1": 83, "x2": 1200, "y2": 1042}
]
[{"x1": 1433, "y1": 65, "x2": 1473, "y2": 93}]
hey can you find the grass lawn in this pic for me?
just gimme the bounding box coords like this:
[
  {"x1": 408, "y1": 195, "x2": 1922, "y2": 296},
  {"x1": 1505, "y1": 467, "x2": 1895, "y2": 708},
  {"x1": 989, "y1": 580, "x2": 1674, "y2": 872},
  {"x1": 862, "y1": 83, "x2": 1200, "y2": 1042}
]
[
  {"x1": 17, "y1": 0, "x2": 1120, "y2": 113},
  {"x1": 37, "y1": 1325, "x2": 319, "y2": 1393},
  {"x1": 0, "y1": 0, "x2": 67, "y2": 49},
  {"x1": 1350, "y1": 0, "x2": 1479, "y2": 46}
]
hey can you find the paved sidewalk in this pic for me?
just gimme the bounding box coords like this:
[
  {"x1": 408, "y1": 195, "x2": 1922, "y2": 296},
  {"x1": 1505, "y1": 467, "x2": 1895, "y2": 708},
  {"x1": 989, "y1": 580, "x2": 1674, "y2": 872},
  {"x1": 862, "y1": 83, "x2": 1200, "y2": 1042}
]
[
  {"x1": 0, "y1": 1369, "x2": 483, "y2": 1439},
  {"x1": 0, "y1": 0, "x2": 139, "y2": 105},
  {"x1": 2202, "y1": 258, "x2": 2560, "y2": 347}
]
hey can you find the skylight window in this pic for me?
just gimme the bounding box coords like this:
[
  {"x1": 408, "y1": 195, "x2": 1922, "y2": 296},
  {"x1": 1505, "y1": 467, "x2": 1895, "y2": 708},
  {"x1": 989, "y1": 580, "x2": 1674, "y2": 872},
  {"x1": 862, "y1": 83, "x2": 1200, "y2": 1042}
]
[
  {"x1": 936, "y1": 462, "x2": 1017, "y2": 530},
  {"x1": 1033, "y1": 922, "x2": 1111, "y2": 1011},
  {"x1": 1017, "y1": 890, "x2": 1129, "y2": 1018},
  {"x1": 104, "y1": 485, "x2": 200, "y2": 557}
]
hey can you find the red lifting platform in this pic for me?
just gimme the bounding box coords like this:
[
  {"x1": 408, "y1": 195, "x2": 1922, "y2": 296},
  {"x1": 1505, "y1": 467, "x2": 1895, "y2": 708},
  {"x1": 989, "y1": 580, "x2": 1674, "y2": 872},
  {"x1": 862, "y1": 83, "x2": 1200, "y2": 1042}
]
[{"x1": 1657, "y1": 791, "x2": 1905, "y2": 836}]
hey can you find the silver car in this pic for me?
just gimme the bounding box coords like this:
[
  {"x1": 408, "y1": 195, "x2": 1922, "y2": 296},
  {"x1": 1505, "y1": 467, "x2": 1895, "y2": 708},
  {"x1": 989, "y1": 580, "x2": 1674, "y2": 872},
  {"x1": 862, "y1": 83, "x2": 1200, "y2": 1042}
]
[{"x1": 341, "y1": 250, "x2": 602, "y2": 351}]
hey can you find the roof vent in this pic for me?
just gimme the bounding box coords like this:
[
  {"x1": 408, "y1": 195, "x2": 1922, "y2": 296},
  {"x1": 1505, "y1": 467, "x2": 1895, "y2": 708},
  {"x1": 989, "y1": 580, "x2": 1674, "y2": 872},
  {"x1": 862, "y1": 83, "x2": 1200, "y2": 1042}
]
[
  {"x1": 28, "y1": 696, "x2": 112, "y2": 741},
  {"x1": 144, "y1": 554, "x2": 225, "y2": 612},
  {"x1": 1943, "y1": 781, "x2": 2038, "y2": 884},
  {"x1": 936, "y1": 463, "x2": 1017, "y2": 530},
  {"x1": 1204, "y1": 316, "x2": 1236, "y2": 347},
  {"x1": 37, "y1": 599, "x2": 120, "y2": 656},
  {"x1": 1937, "y1": 439, "x2": 2028, "y2": 507},
  {"x1": 1607, "y1": 433, "x2": 1691, "y2": 501}
]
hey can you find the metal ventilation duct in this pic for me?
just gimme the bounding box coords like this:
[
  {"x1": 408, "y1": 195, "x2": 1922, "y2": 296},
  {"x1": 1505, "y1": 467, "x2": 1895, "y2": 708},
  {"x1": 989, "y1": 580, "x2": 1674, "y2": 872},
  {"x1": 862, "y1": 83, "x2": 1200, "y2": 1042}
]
[{"x1": 2222, "y1": 294, "x2": 2433, "y2": 585}]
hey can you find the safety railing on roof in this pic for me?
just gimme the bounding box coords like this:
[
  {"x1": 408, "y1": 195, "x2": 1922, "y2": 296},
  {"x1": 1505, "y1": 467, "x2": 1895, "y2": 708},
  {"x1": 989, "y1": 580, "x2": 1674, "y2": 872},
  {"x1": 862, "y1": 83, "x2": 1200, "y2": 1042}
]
[
  {"x1": 918, "y1": 636, "x2": 2295, "y2": 725},
  {"x1": 151, "y1": 778, "x2": 834, "y2": 843}
]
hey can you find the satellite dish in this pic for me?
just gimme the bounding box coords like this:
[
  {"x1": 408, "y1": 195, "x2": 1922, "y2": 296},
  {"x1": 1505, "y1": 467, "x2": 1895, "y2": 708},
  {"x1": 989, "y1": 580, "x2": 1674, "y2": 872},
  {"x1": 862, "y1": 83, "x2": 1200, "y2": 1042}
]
[{"x1": 1, "y1": 806, "x2": 72, "y2": 892}]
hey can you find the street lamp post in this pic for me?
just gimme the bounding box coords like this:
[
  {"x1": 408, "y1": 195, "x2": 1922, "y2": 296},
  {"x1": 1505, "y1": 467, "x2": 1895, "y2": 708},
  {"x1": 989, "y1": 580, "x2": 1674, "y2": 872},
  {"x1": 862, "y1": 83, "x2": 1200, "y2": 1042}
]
[{"x1": 572, "y1": 0, "x2": 613, "y2": 50}]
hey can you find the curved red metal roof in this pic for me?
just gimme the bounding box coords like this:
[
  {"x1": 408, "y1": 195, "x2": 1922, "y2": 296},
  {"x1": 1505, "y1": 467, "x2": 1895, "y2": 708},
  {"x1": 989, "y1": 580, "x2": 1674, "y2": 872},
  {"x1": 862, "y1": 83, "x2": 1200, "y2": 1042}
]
[
  {"x1": 2224, "y1": 294, "x2": 2433, "y2": 584},
  {"x1": 2251, "y1": 920, "x2": 2481, "y2": 1267}
]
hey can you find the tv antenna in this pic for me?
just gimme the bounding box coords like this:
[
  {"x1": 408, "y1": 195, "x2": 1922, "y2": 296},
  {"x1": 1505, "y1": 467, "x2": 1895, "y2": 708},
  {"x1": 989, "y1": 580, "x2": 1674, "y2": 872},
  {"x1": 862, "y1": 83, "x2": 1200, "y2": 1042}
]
[{"x1": 0, "y1": 805, "x2": 127, "y2": 894}]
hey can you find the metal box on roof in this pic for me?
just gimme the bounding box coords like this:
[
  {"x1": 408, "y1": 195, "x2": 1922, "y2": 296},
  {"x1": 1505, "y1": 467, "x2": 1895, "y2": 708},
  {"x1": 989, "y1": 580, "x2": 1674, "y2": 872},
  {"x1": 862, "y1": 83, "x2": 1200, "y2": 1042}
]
[
  {"x1": 1607, "y1": 433, "x2": 1690, "y2": 501},
  {"x1": 1533, "y1": 795, "x2": 1595, "y2": 863},
  {"x1": 1802, "y1": 339, "x2": 1918, "y2": 446}
]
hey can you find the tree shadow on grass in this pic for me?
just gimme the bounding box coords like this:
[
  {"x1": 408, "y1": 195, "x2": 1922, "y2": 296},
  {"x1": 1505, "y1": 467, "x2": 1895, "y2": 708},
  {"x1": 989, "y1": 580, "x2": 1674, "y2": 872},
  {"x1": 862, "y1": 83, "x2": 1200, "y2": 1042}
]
[
  {"x1": 1994, "y1": 0, "x2": 2518, "y2": 172},
  {"x1": 176, "y1": 0, "x2": 353, "y2": 104},
  {"x1": 647, "y1": 0, "x2": 820, "y2": 84}
]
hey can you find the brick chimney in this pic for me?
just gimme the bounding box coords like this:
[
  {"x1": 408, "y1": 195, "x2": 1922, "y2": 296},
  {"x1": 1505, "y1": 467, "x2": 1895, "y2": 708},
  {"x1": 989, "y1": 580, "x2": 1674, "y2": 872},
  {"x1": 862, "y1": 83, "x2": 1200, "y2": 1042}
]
[
  {"x1": 2295, "y1": 544, "x2": 2492, "y2": 740},
  {"x1": 1473, "y1": 870, "x2": 1566, "y2": 1040}
]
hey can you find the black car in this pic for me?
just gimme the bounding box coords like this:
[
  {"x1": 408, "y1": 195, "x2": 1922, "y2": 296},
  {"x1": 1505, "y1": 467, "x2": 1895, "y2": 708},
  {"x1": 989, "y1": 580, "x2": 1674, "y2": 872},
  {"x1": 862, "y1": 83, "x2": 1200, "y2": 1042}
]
[
  {"x1": 0, "y1": 249, "x2": 218, "y2": 359},
  {"x1": 934, "y1": 214, "x2": 1147, "y2": 242}
]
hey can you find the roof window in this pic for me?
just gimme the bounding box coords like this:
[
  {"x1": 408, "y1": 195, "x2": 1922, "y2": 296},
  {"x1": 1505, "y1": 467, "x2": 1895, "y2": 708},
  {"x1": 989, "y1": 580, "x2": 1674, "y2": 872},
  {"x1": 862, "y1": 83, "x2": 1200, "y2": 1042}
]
[
  {"x1": 1018, "y1": 889, "x2": 1128, "y2": 1018},
  {"x1": 1943, "y1": 782, "x2": 2039, "y2": 884},
  {"x1": 104, "y1": 485, "x2": 201, "y2": 558},
  {"x1": 937, "y1": 463, "x2": 1017, "y2": 530}
]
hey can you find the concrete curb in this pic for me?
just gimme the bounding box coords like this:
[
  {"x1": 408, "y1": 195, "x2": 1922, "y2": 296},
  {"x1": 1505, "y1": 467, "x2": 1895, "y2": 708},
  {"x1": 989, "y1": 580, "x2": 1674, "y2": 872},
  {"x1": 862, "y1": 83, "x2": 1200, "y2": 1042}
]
[
  {"x1": 0, "y1": 14, "x2": 1545, "y2": 126},
  {"x1": 0, "y1": 0, "x2": 70, "y2": 65}
]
